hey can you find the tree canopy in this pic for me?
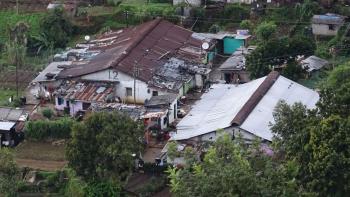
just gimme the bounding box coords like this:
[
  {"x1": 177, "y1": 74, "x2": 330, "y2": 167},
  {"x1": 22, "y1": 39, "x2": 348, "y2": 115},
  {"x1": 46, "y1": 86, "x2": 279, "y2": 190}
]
[
  {"x1": 38, "y1": 8, "x2": 73, "y2": 49},
  {"x1": 246, "y1": 35, "x2": 315, "y2": 79},
  {"x1": 66, "y1": 112, "x2": 144, "y2": 182},
  {"x1": 168, "y1": 135, "x2": 301, "y2": 197},
  {"x1": 271, "y1": 63, "x2": 350, "y2": 195}
]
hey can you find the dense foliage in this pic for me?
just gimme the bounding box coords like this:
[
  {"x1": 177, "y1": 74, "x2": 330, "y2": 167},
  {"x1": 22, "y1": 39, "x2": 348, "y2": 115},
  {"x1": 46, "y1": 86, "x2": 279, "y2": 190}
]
[
  {"x1": 66, "y1": 112, "x2": 144, "y2": 182},
  {"x1": 271, "y1": 62, "x2": 350, "y2": 195},
  {"x1": 246, "y1": 36, "x2": 315, "y2": 79},
  {"x1": 0, "y1": 148, "x2": 20, "y2": 196},
  {"x1": 25, "y1": 117, "x2": 74, "y2": 140},
  {"x1": 168, "y1": 135, "x2": 302, "y2": 197},
  {"x1": 36, "y1": 8, "x2": 73, "y2": 50}
]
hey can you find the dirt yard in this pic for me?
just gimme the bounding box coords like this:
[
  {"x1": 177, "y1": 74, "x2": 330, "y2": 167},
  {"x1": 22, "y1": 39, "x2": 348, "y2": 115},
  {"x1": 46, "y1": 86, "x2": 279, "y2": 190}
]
[{"x1": 14, "y1": 140, "x2": 67, "y2": 171}]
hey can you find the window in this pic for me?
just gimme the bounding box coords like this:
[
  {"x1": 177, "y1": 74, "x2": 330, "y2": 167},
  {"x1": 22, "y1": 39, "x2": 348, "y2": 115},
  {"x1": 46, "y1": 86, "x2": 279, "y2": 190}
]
[
  {"x1": 126, "y1": 87, "x2": 132, "y2": 96},
  {"x1": 82, "y1": 102, "x2": 91, "y2": 110},
  {"x1": 147, "y1": 89, "x2": 151, "y2": 94},
  {"x1": 57, "y1": 97, "x2": 64, "y2": 105},
  {"x1": 329, "y1": 24, "x2": 335, "y2": 30},
  {"x1": 152, "y1": 91, "x2": 158, "y2": 96}
]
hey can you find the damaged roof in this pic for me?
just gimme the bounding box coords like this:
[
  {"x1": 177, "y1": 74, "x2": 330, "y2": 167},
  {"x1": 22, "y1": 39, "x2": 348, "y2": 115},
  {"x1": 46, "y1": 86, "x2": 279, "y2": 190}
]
[
  {"x1": 57, "y1": 19, "x2": 209, "y2": 83},
  {"x1": 55, "y1": 82, "x2": 114, "y2": 102},
  {"x1": 145, "y1": 94, "x2": 178, "y2": 107},
  {"x1": 301, "y1": 55, "x2": 329, "y2": 72},
  {"x1": 0, "y1": 107, "x2": 28, "y2": 122}
]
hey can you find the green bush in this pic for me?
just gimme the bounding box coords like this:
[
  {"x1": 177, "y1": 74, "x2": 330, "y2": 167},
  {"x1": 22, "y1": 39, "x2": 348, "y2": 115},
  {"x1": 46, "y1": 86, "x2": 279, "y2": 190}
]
[
  {"x1": 25, "y1": 117, "x2": 75, "y2": 140},
  {"x1": 41, "y1": 108, "x2": 54, "y2": 119},
  {"x1": 84, "y1": 180, "x2": 123, "y2": 197}
]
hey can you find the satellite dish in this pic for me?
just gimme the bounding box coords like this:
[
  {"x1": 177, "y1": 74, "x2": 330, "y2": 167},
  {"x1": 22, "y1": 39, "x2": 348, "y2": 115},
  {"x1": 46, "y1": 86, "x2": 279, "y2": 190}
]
[
  {"x1": 84, "y1": 35, "x2": 90, "y2": 42},
  {"x1": 202, "y1": 42, "x2": 209, "y2": 50}
]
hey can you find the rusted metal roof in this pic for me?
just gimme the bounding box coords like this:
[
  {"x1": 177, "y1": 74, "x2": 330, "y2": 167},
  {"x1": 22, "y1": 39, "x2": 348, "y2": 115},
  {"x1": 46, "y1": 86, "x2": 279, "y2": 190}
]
[
  {"x1": 57, "y1": 19, "x2": 208, "y2": 85},
  {"x1": 56, "y1": 82, "x2": 114, "y2": 102},
  {"x1": 57, "y1": 19, "x2": 159, "y2": 79},
  {"x1": 231, "y1": 71, "x2": 280, "y2": 125}
]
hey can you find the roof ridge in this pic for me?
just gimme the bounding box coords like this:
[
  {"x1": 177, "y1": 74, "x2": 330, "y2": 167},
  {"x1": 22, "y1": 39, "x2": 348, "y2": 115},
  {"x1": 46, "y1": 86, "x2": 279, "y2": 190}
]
[
  {"x1": 231, "y1": 71, "x2": 280, "y2": 125},
  {"x1": 112, "y1": 18, "x2": 163, "y2": 69}
]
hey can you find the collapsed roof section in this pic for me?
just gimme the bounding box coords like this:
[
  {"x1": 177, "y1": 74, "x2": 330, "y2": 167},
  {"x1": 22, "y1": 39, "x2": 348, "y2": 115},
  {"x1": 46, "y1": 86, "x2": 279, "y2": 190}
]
[
  {"x1": 56, "y1": 19, "x2": 213, "y2": 85},
  {"x1": 54, "y1": 81, "x2": 115, "y2": 103}
]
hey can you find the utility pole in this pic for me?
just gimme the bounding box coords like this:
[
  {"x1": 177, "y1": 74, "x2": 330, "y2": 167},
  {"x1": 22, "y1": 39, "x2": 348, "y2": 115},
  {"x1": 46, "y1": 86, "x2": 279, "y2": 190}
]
[
  {"x1": 125, "y1": 11, "x2": 129, "y2": 28},
  {"x1": 133, "y1": 60, "x2": 139, "y2": 105},
  {"x1": 16, "y1": 0, "x2": 19, "y2": 14}
]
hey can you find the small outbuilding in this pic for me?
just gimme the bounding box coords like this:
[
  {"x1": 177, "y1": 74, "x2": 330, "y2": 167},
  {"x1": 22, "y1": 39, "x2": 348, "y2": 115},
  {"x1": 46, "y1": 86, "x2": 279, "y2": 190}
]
[
  {"x1": 301, "y1": 55, "x2": 329, "y2": 75},
  {"x1": 0, "y1": 107, "x2": 28, "y2": 147},
  {"x1": 312, "y1": 14, "x2": 345, "y2": 36}
]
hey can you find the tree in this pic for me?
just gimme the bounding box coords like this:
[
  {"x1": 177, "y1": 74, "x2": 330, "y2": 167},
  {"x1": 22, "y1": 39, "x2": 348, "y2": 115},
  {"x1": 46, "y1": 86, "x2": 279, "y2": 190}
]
[
  {"x1": 40, "y1": 8, "x2": 73, "y2": 49},
  {"x1": 168, "y1": 134, "x2": 301, "y2": 197},
  {"x1": 0, "y1": 148, "x2": 20, "y2": 196},
  {"x1": 66, "y1": 112, "x2": 144, "y2": 181},
  {"x1": 246, "y1": 35, "x2": 315, "y2": 79},
  {"x1": 5, "y1": 22, "x2": 28, "y2": 97},
  {"x1": 255, "y1": 21, "x2": 277, "y2": 42},
  {"x1": 240, "y1": 19, "x2": 253, "y2": 32},
  {"x1": 317, "y1": 63, "x2": 350, "y2": 117},
  {"x1": 307, "y1": 115, "x2": 350, "y2": 195},
  {"x1": 271, "y1": 95, "x2": 350, "y2": 195}
]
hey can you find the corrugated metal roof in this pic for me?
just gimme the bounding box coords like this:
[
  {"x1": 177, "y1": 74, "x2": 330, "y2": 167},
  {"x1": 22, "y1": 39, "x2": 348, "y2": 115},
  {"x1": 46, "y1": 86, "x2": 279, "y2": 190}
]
[
  {"x1": 56, "y1": 82, "x2": 114, "y2": 102},
  {"x1": 0, "y1": 107, "x2": 27, "y2": 122},
  {"x1": 312, "y1": 14, "x2": 345, "y2": 25},
  {"x1": 171, "y1": 72, "x2": 319, "y2": 141},
  {"x1": 57, "y1": 19, "x2": 207, "y2": 83},
  {"x1": 240, "y1": 76, "x2": 319, "y2": 141},
  {"x1": 172, "y1": 78, "x2": 265, "y2": 141},
  {"x1": 145, "y1": 94, "x2": 177, "y2": 107},
  {"x1": 0, "y1": 122, "x2": 16, "y2": 131},
  {"x1": 231, "y1": 71, "x2": 279, "y2": 125},
  {"x1": 301, "y1": 55, "x2": 329, "y2": 72}
]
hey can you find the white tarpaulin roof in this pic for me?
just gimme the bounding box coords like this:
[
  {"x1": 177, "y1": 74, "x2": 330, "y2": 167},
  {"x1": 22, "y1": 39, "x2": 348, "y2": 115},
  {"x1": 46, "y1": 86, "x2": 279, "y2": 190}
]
[
  {"x1": 172, "y1": 78, "x2": 265, "y2": 141},
  {"x1": 0, "y1": 122, "x2": 16, "y2": 131},
  {"x1": 240, "y1": 76, "x2": 319, "y2": 141}
]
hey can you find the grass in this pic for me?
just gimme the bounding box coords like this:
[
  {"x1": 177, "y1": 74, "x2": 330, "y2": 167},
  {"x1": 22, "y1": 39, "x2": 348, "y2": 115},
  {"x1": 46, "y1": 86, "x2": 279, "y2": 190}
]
[
  {"x1": 298, "y1": 70, "x2": 329, "y2": 89},
  {"x1": 0, "y1": 88, "x2": 20, "y2": 106},
  {"x1": 15, "y1": 140, "x2": 66, "y2": 161}
]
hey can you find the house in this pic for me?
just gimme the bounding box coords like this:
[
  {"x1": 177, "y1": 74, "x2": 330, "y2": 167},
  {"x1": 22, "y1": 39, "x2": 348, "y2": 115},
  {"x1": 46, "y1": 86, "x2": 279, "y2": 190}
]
[
  {"x1": 51, "y1": 18, "x2": 214, "y2": 105},
  {"x1": 0, "y1": 107, "x2": 28, "y2": 147},
  {"x1": 143, "y1": 94, "x2": 178, "y2": 131},
  {"x1": 170, "y1": 71, "x2": 319, "y2": 144},
  {"x1": 312, "y1": 14, "x2": 345, "y2": 36},
  {"x1": 219, "y1": 46, "x2": 256, "y2": 84},
  {"x1": 301, "y1": 55, "x2": 329, "y2": 75},
  {"x1": 54, "y1": 81, "x2": 116, "y2": 116},
  {"x1": 173, "y1": 0, "x2": 201, "y2": 7},
  {"x1": 192, "y1": 30, "x2": 251, "y2": 55}
]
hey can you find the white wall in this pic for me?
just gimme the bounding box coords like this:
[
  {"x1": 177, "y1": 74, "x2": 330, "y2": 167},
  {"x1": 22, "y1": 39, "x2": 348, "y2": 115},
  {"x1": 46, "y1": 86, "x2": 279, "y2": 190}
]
[
  {"x1": 312, "y1": 24, "x2": 340, "y2": 36},
  {"x1": 173, "y1": 0, "x2": 201, "y2": 7},
  {"x1": 69, "y1": 101, "x2": 83, "y2": 116},
  {"x1": 55, "y1": 97, "x2": 67, "y2": 111},
  {"x1": 81, "y1": 69, "x2": 168, "y2": 104},
  {"x1": 168, "y1": 99, "x2": 177, "y2": 124}
]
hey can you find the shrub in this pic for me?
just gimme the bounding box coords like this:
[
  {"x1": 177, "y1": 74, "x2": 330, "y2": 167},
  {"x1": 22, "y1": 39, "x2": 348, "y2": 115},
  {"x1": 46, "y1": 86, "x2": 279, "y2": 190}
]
[
  {"x1": 84, "y1": 181, "x2": 123, "y2": 197},
  {"x1": 41, "y1": 108, "x2": 54, "y2": 119},
  {"x1": 137, "y1": 176, "x2": 167, "y2": 197},
  {"x1": 25, "y1": 117, "x2": 75, "y2": 140}
]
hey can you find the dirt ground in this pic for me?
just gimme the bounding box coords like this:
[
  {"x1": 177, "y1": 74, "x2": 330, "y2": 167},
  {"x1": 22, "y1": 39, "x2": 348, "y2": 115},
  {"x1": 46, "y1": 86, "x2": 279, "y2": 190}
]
[{"x1": 14, "y1": 141, "x2": 67, "y2": 171}]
